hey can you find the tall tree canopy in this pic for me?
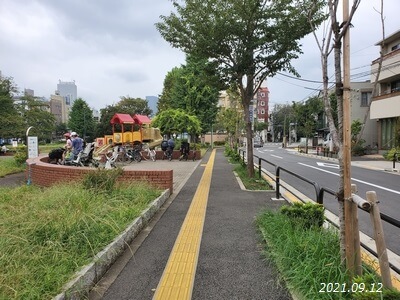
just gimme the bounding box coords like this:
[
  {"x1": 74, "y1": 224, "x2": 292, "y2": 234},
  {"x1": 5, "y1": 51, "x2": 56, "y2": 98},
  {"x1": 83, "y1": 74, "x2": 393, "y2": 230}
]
[
  {"x1": 158, "y1": 55, "x2": 222, "y2": 133},
  {"x1": 95, "y1": 97, "x2": 152, "y2": 138},
  {"x1": 68, "y1": 98, "x2": 96, "y2": 141},
  {"x1": 0, "y1": 76, "x2": 23, "y2": 139},
  {"x1": 157, "y1": 0, "x2": 325, "y2": 176}
]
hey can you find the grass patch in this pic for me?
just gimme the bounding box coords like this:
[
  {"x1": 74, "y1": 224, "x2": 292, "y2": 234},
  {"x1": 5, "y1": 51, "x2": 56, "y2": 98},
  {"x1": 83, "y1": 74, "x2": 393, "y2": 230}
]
[
  {"x1": 233, "y1": 163, "x2": 271, "y2": 190},
  {"x1": 256, "y1": 209, "x2": 400, "y2": 299},
  {"x1": 0, "y1": 181, "x2": 162, "y2": 299},
  {"x1": 0, "y1": 157, "x2": 26, "y2": 177}
]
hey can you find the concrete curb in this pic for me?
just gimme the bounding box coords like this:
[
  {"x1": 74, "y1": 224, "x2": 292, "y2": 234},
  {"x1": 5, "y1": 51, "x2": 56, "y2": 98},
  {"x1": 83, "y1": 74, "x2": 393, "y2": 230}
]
[{"x1": 53, "y1": 189, "x2": 170, "y2": 300}]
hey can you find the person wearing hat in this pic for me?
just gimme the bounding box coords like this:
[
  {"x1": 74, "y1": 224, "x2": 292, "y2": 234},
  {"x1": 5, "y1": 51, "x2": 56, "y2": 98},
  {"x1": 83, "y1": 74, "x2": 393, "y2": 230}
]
[
  {"x1": 61, "y1": 132, "x2": 73, "y2": 164},
  {"x1": 71, "y1": 132, "x2": 83, "y2": 159}
]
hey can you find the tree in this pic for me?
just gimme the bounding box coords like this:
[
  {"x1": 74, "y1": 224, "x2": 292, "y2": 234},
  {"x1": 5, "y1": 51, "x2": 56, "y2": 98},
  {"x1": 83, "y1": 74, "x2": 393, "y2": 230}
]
[
  {"x1": 118, "y1": 96, "x2": 152, "y2": 116},
  {"x1": 0, "y1": 76, "x2": 23, "y2": 140},
  {"x1": 292, "y1": 96, "x2": 324, "y2": 151},
  {"x1": 270, "y1": 104, "x2": 294, "y2": 143},
  {"x1": 151, "y1": 109, "x2": 201, "y2": 140},
  {"x1": 95, "y1": 97, "x2": 152, "y2": 139},
  {"x1": 159, "y1": 55, "x2": 221, "y2": 133},
  {"x1": 68, "y1": 98, "x2": 96, "y2": 141},
  {"x1": 157, "y1": 0, "x2": 325, "y2": 177},
  {"x1": 17, "y1": 95, "x2": 56, "y2": 142}
]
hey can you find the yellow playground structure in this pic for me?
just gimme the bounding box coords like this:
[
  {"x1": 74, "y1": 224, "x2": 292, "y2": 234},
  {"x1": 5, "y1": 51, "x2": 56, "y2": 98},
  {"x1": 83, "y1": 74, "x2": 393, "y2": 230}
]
[{"x1": 95, "y1": 113, "x2": 163, "y2": 152}]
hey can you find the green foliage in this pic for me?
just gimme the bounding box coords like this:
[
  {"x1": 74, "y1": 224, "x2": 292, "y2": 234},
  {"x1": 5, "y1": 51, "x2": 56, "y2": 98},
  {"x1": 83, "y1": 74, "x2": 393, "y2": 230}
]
[
  {"x1": 256, "y1": 209, "x2": 400, "y2": 299},
  {"x1": 14, "y1": 145, "x2": 28, "y2": 165},
  {"x1": 280, "y1": 202, "x2": 325, "y2": 229},
  {"x1": 152, "y1": 108, "x2": 201, "y2": 138},
  {"x1": 292, "y1": 97, "x2": 324, "y2": 138},
  {"x1": 0, "y1": 156, "x2": 26, "y2": 177},
  {"x1": 224, "y1": 144, "x2": 240, "y2": 163},
  {"x1": 157, "y1": 0, "x2": 326, "y2": 177},
  {"x1": 95, "y1": 97, "x2": 152, "y2": 138},
  {"x1": 383, "y1": 147, "x2": 400, "y2": 161},
  {"x1": 68, "y1": 98, "x2": 96, "y2": 141},
  {"x1": 0, "y1": 182, "x2": 161, "y2": 299},
  {"x1": 352, "y1": 273, "x2": 400, "y2": 299},
  {"x1": 82, "y1": 168, "x2": 123, "y2": 194},
  {"x1": 158, "y1": 55, "x2": 221, "y2": 133},
  {"x1": 0, "y1": 76, "x2": 24, "y2": 139}
]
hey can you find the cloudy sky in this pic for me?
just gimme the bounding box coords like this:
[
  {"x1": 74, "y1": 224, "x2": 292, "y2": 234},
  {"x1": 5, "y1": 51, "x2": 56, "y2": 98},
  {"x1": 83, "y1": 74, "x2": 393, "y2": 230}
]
[{"x1": 0, "y1": 1, "x2": 398, "y2": 112}]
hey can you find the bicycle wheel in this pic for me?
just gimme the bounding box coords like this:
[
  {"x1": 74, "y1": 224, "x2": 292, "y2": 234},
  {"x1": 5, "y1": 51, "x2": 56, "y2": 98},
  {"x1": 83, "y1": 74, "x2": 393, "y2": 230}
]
[{"x1": 134, "y1": 152, "x2": 142, "y2": 162}]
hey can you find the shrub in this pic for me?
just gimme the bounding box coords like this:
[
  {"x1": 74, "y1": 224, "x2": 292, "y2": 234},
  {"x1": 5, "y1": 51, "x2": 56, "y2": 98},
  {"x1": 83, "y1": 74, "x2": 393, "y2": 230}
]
[
  {"x1": 383, "y1": 147, "x2": 400, "y2": 161},
  {"x1": 14, "y1": 145, "x2": 28, "y2": 165},
  {"x1": 280, "y1": 202, "x2": 325, "y2": 229}
]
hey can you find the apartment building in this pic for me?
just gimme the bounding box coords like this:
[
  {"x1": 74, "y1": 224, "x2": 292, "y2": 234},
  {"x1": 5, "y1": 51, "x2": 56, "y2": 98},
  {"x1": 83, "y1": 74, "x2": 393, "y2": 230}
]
[
  {"x1": 370, "y1": 29, "x2": 400, "y2": 149},
  {"x1": 256, "y1": 87, "x2": 269, "y2": 123}
]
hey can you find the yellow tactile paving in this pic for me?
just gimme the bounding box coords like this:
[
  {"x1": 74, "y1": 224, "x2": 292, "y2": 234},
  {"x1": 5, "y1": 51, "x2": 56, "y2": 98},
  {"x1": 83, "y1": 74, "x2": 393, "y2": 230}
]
[{"x1": 153, "y1": 149, "x2": 216, "y2": 300}]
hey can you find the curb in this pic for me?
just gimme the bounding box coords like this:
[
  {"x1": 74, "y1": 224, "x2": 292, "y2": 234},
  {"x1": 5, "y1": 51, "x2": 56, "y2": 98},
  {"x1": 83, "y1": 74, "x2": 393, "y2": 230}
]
[{"x1": 53, "y1": 189, "x2": 170, "y2": 300}]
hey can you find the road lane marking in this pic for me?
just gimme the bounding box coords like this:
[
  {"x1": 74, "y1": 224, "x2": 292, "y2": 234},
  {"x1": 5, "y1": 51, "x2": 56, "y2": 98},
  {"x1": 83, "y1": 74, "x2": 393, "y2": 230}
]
[
  {"x1": 298, "y1": 162, "x2": 400, "y2": 195},
  {"x1": 316, "y1": 162, "x2": 339, "y2": 169},
  {"x1": 153, "y1": 149, "x2": 216, "y2": 300},
  {"x1": 271, "y1": 154, "x2": 283, "y2": 159}
]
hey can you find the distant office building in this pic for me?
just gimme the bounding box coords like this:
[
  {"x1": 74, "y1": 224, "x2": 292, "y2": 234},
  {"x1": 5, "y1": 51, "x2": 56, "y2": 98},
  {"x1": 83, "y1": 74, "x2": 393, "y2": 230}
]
[
  {"x1": 146, "y1": 96, "x2": 158, "y2": 117},
  {"x1": 50, "y1": 92, "x2": 68, "y2": 124},
  {"x1": 57, "y1": 80, "x2": 77, "y2": 106}
]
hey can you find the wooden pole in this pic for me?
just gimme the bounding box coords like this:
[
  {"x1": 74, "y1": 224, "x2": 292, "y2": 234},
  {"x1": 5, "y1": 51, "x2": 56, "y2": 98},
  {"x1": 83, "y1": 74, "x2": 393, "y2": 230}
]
[
  {"x1": 350, "y1": 185, "x2": 362, "y2": 276},
  {"x1": 343, "y1": 0, "x2": 357, "y2": 277},
  {"x1": 367, "y1": 191, "x2": 392, "y2": 288}
]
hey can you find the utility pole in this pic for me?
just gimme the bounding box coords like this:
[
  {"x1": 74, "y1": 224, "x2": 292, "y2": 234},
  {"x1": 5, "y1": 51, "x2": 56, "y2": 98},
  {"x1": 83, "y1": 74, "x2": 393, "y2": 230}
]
[{"x1": 343, "y1": 0, "x2": 361, "y2": 277}]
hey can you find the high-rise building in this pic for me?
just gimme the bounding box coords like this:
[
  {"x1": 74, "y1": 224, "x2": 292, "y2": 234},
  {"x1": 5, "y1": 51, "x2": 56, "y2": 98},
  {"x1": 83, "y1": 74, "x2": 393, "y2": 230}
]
[
  {"x1": 57, "y1": 80, "x2": 77, "y2": 106},
  {"x1": 146, "y1": 96, "x2": 158, "y2": 117}
]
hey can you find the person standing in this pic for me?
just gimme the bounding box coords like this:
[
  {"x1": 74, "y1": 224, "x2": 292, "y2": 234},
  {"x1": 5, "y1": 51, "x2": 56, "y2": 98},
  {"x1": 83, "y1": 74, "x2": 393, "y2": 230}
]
[{"x1": 71, "y1": 132, "x2": 83, "y2": 159}]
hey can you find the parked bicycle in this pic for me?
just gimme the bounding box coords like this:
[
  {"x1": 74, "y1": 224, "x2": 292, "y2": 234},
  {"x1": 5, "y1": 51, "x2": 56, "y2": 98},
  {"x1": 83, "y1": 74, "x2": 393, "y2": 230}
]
[{"x1": 126, "y1": 145, "x2": 142, "y2": 163}]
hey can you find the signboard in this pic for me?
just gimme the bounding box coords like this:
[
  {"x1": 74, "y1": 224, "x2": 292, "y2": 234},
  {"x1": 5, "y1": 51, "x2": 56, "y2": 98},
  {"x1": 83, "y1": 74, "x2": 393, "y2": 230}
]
[{"x1": 27, "y1": 136, "x2": 38, "y2": 158}]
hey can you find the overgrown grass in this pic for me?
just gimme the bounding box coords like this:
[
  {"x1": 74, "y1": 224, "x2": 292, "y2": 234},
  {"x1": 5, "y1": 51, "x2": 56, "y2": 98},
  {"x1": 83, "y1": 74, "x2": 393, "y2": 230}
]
[
  {"x1": 256, "y1": 209, "x2": 400, "y2": 299},
  {"x1": 0, "y1": 181, "x2": 162, "y2": 299},
  {"x1": 0, "y1": 157, "x2": 26, "y2": 177}
]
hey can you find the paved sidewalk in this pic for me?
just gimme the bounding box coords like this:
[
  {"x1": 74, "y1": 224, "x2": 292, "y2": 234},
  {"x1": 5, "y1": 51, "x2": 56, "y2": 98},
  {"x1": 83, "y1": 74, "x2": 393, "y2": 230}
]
[{"x1": 90, "y1": 148, "x2": 291, "y2": 300}]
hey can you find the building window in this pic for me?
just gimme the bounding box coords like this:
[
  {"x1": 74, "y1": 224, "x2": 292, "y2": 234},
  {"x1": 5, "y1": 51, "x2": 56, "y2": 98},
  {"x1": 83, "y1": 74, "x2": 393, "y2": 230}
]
[
  {"x1": 261, "y1": 109, "x2": 265, "y2": 115},
  {"x1": 360, "y1": 92, "x2": 371, "y2": 107},
  {"x1": 391, "y1": 80, "x2": 400, "y2": 93},
  {"x1": 391, "y1": 44, "x2": 400, "y2": 51}
]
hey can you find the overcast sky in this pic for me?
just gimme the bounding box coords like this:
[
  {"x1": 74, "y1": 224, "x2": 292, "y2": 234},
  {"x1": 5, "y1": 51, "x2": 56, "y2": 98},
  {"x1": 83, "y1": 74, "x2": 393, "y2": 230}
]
[{"x1": 0, "y1": 1, "x2": 398, "y2": 112}]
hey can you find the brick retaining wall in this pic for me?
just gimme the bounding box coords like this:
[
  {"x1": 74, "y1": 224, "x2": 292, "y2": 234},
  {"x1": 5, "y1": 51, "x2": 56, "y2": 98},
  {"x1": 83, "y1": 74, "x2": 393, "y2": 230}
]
[{"x1": 26, "y1": 155, "x2": 173, "y2": 193}]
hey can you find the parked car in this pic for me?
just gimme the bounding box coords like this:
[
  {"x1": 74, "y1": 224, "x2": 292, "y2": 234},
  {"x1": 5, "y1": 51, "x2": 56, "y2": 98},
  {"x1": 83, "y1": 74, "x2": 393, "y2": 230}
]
[{"x1": 323, "y1": 133, "x2": 332, "y2": 147}]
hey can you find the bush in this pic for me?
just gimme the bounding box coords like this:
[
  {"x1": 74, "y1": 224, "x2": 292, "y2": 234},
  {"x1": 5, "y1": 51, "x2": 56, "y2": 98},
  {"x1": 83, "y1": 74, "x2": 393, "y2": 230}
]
[
  {"x1": 383, "y1": 147, "x2": 400, "y2": 161},
  {"x1": 280, "y1": 202, "x2": 325, "y2": 229},
  {"x1": 14, "y1": 145, "x2": 28, "y2": 165}
]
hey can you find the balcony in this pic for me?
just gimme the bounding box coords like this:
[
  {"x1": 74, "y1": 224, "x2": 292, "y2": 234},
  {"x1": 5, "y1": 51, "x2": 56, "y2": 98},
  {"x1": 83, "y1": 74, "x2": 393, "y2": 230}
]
[{"x1": 370, "y1": 90, "x2": 400, "y2": 119}]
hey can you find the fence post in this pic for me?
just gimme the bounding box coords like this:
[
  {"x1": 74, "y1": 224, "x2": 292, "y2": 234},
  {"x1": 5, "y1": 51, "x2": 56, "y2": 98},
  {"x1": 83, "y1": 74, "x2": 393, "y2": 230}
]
[
  {"x1": 275, "y1": 167, "x2": 280, "y2": 199},
  {"x1": 351, "y1": 184, "x2": 362, "y2": 276},
  {"x1": 366, "y1": 191, "x2": 392, "y2": 289},
  {"x1": 258, "y1": 157, "x2": 261, "y2": 178}
]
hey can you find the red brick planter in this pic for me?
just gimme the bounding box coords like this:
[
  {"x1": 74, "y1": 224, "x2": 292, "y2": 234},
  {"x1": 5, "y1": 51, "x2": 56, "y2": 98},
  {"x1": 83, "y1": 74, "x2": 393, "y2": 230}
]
[{"x1": 26, "y1": 155, "x2": 173, "y2": 193}]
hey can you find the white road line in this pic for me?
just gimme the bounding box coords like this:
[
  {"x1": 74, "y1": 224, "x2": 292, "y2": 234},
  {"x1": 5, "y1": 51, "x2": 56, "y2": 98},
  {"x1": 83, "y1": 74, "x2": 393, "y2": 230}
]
[
  {"x1": 271, "y1": 154, "x2": 283, "y2": 159},
  {"x1": 298, "y1": 163, "x2": 400, "y2": 195}
]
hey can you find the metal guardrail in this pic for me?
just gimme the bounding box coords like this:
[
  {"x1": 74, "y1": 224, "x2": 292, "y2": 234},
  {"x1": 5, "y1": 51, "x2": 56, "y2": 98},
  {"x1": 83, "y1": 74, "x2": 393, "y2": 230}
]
[{"x1": 238, "y1": 148, "x2": 400, "y2": 275}]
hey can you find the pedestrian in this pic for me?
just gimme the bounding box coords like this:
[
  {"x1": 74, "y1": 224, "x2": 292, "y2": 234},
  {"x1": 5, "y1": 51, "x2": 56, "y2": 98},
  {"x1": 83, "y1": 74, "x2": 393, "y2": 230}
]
[
  {"x1": 70, "y1": 132, "x2": 83, "y2": 159},
  {"x1": 61, "y1": 132, "x2": 73, "y2": 164}
]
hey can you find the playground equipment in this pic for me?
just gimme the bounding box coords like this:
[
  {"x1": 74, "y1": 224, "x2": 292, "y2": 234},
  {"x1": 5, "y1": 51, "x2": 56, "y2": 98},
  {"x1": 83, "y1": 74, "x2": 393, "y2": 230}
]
[{"x1": 96, "y1": 113, "x2": 163, "y2": 149}]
